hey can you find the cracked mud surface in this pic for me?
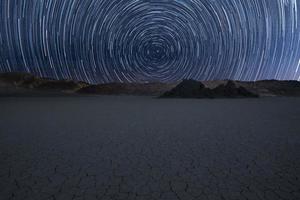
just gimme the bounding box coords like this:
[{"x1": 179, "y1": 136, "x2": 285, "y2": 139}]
[{"x1": 0, "y1": 96, "x2": 300, "y2": 200}]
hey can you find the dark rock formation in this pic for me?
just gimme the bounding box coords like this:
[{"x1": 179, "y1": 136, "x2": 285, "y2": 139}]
[
  {"x1": 0, "y1": 72, "x2": 42, "y2": 88},
  {"x1": 1, "y1": 72, "x2": 300, "y2": 97},
  {"x1": 78, "y1": 82, "x2": 177, "y2": 96},
  {"x1": 0, "y1": 72, "x2": 176, "y2": 96},
  {"x1": 211, "y1": 81, "x2": 259, "y2": 98},
  {"x1": 161, "y1": 80, "x2": 258, "y2": 98},
  {"x1": 161, "y1": 79, "x2": 212, "y2": 98},
  {"x1": 239, "y1": 80, "x2": 300, "y2": 97},
  {"x1": 34, "y1": 80, "x2": 86, "y2": 91},
  {"x1": 0, "y1": 72, "x2": 88, "y2": 92}
]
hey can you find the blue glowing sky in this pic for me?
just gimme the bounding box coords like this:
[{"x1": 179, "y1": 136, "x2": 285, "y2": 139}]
[{"x1": 0, "y1": 0, "x2": 300, "y2": 83}]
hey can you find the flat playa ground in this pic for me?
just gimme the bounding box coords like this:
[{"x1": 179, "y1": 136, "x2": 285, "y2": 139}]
[{"x1": 0, "y1": 96, "x2": 300, "y2": 200}]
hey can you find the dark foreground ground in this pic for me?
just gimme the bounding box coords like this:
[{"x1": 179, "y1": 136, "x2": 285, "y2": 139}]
[{"x1": 0, "y1": 96, "x2": 300, "y2": 200}]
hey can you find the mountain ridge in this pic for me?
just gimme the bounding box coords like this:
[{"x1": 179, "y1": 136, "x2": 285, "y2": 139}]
[{"x1": 1, "y1": 72, "x2": 300, "y2": 97}]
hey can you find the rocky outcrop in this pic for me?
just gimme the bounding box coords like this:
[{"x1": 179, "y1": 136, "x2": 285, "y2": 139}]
[
  {"x1": 239, "y1": 80, "x2": 300, "y2": 97},
  {"x1": 0, "y1": 72, "x2": 88, "y2": 96},
  {"x1": 0, "y1": 72, "x2": 42, "y2": 88},
  {"x1": 211, "y1": 81, "x2": 259, "y2": 98},
  {"x1": 160, "y1": 80, "x2": 211, "y2": 98},
  {"x1": 1, "y1": 72, "x2": 300, "y2": 97},
  {"x1": 161, "y1": 80, "x2": 258, "y2": 98},
  {"x1": 77, "y1": 82, "x2": 177, "y2": 96},
  {"x1": 0, "y1": 72, "x2": 176, "y2": 96}
]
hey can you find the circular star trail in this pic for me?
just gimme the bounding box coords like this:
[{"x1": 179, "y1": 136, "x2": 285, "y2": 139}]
[{"x1": 0, "y1": 0, "x2": 300, "y2": 83}]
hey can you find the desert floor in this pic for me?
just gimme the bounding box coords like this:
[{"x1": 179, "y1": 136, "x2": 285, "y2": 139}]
[{"x1": 0, "y1": 96, "x2": 300, "y2": 200}]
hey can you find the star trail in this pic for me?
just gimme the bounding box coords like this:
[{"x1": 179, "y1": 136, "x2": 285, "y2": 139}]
[{"x1": 0, "y1": 0, "x2": 300, "y2": 83}]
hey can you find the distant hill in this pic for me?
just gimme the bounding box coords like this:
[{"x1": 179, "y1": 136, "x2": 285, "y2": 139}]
[
  {"x1": 161, "y1": 79, "x2": 300, "y2": 98},
  {"x1": 0, "y1": 72, "x2": 88, "y2": 96},
  {"x1": 0, "y1": 72, "x2": 88, "y2": 90},
  {"x1": 237, "y1": 80, "x2": 300, "y2": 97},
  {"x1": 1, "y1": 72, "x2": 300, "y2": 97},
  {"x1": 202, "y1": 80, "x2": 300, "y2": 97},
  {"x1": 77, "y1": 82, "x2": 177, "y2": 96},
  {"x1": 0, "y1": 72, "x2": 176, "y2": 96},
  {"x1": 161, "y1": 80, "x2": 258, "y2": 98}
]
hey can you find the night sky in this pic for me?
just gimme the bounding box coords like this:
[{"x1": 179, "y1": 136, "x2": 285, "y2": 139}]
[{"x1": 0, "y1": 0, "x2": 300, "y2": 83}]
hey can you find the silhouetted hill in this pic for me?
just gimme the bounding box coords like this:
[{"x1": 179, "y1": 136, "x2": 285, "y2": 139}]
[
  {"x1": 77, "y1": 82, "x2": 177, "y2": 96},
  {"x1": 0, "y1": 72, "x2": 41, "y2": 88},
  {"x1": 160, "y1": 80, "x2": 210, "y2": 98},
  {"x1": 1, "y1": 72, "x2": 300, "y2": 97},
  {"x1": 161, "y1": 80, "x2": 258, "y2": 98},
  {"x1": 201, "y1": 80, "x2": 300, "y2": 97},
  {"x1": 162, "y1": 79, "x2": 300, "y2": 98},
  {"x1": 0, "y1": 72, "x2": 88, "y2": 96},
  {"x1": 240, "y1": 80, "x2": 300, "y2": 97},
  {"x1": 0, "y1": 72, "x2": 176, "y2": 96},
  {"x1": 211, "y1": 81, "x2": 259, "y2": 98},
  {"x1": 0, "y1": 72, "x2": 88, "y2": 90}
]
